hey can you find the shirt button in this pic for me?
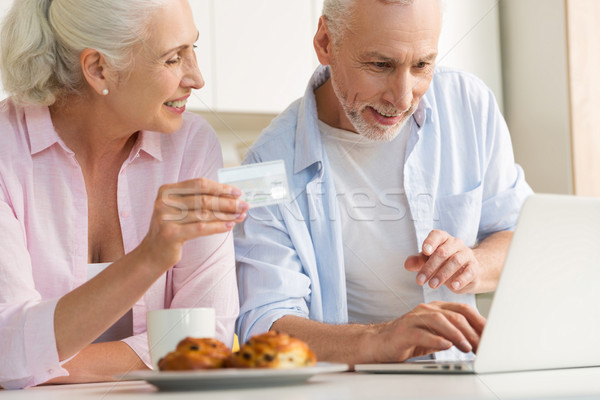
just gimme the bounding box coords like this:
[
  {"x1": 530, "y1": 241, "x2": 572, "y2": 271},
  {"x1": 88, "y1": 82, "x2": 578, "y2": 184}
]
[
  {"x1": 47, "y1": 369, "x2": 54, "y2": 374},
  {"x1": 121, "y1": 211, "x2": 130, "y2": 218}
]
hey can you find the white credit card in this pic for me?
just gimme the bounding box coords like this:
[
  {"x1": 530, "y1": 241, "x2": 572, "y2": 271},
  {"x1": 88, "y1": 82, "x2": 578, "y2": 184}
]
[{"x1": 217, "y1": 160, "x2": 290, "y2": 208}]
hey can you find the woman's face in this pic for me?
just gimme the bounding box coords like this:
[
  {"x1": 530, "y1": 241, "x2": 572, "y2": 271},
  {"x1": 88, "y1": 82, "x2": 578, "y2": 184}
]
[{"x1": 106, "y1": 0, "x2": 203, "y2": 135}]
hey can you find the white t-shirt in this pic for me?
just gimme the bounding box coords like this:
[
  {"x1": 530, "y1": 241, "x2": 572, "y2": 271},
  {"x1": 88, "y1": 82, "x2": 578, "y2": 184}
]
[{"x1": 319, "y1": 120, "x2": 424, "y2": 324}]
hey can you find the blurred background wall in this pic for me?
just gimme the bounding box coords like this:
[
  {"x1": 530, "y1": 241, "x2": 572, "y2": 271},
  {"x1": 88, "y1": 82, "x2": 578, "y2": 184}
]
[{"x1": 1, "y1": 0, "x2": 599, "y2": 315}]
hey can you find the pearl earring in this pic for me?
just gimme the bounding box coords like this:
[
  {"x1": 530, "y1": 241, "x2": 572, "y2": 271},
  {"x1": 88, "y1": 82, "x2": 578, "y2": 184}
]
[{"x1": 102, "y1": 89, "x2": 109, "y2": 96}]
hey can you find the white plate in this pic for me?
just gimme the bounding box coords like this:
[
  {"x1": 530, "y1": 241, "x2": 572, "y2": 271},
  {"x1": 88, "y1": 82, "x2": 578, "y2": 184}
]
[{"x1": 117, "y1": 362, "x2": 348, "y2": 391}]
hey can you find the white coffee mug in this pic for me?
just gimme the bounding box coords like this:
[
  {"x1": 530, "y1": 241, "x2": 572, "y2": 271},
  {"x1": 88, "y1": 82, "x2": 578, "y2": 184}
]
[{"x1": 146, "y1": 307, "x2": 216, "y2": 370}]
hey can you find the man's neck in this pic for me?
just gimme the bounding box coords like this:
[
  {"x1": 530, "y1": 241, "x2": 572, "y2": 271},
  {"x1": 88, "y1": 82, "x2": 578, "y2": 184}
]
[{"x1": 314, "y1": 78, "x2": 356, "y2": 133}]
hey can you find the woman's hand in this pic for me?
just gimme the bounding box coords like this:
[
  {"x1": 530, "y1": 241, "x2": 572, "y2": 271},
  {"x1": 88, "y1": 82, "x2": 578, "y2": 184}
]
[{"x1": 140, "y1": 178, "x2": 248, "y2": 271}]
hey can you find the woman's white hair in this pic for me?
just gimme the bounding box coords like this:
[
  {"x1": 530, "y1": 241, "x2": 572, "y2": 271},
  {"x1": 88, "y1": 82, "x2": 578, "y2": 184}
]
[
  {"x1": 322, "y1": 0, "x2": 443, "y2": 46},
  {"x1": 0, "y1": 0, "x2": 168, "y2": 106}
]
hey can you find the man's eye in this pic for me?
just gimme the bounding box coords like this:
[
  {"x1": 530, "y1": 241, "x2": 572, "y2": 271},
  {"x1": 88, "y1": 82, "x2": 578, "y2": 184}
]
[
  {"x1": 415, "y1": 62, "x2": 429, "y2": 69},
  {"x1": 372, "y1": 62, "x2": 389, "y2": 69}
]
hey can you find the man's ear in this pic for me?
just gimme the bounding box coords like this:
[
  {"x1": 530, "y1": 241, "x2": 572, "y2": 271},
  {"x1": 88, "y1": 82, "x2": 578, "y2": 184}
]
[
  {"x1": 314, "y1": 16, "x2": 334, "y2": 66},
  {"x1": 80, "y1": 48, "x2": 111, "y2": 95}
]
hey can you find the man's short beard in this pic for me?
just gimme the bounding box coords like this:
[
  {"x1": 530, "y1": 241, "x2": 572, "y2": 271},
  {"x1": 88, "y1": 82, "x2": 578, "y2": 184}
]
[
  {"x1": 346, "y1": 105, "x2": 415, "y2": 142},
  {"x1": 330, "y1": 70, "x2": 416, "y2": 142}
]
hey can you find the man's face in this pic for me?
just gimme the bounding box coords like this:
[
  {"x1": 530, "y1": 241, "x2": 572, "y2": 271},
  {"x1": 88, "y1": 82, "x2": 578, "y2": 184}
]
[{"x1": 320, "y1": 0, "x2": 441, "y2": 141}]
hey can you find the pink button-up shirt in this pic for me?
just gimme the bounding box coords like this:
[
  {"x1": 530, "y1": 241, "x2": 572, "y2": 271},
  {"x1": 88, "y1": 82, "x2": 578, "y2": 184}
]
[{"x1": 0, "y1": 99, "x2": 239, "y2": 389}]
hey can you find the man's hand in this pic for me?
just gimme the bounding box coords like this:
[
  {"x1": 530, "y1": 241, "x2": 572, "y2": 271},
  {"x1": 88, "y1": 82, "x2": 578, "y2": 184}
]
[
  {"x1": 404, "y1": 229, "x2": 481, "y2": 293},
  {"x1": 374, "y1": 301, "x2": 486, "y2": 362}
]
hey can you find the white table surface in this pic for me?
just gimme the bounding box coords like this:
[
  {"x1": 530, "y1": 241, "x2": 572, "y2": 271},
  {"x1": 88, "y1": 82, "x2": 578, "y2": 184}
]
[{"x1": 3, "y1": 368, "x2": 600, "y2": 399}]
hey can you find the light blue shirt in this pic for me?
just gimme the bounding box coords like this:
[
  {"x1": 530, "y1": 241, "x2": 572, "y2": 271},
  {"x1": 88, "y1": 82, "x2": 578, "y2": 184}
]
[{"x1": 234, "y1": 66, "x2": 533, "y2": 360}]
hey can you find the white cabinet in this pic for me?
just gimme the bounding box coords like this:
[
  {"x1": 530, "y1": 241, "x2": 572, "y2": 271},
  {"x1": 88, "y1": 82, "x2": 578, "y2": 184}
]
[
  {"x1": 211, "y1": 0, "x2": 321, "y2": 113},
  {"x1": 187, "y1": 0, "x2": 324, "y2": 113},
  {"x1": 437, "y1": 0, "x2": 503, "y2": 107}
]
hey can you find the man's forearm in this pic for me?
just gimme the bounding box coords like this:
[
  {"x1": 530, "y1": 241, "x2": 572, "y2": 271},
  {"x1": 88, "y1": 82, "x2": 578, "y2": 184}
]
[
  {"x1": 271, "y1": 301, "x2": 486, "y2": 365},
  {"x1": 472, "y1": 230, "x2": 513, "y2": 293},
  {"x1": 271, "y1": 315, "x2": 378, "y2": 365}
]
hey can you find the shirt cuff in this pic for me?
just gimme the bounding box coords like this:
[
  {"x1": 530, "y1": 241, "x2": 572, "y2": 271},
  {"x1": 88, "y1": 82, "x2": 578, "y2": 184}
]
[
  {"x1": 121, "y1": 333, "x2": 151, "y2": 369},
  {"x1": 23, "y1": 298, "x2": 69, "y2": 388},
  {"x1": 241, "y1": 307, "x2": 308, "y2": 344}
]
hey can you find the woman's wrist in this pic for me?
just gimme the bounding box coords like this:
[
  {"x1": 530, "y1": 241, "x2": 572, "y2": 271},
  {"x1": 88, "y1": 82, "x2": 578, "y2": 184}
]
[{"x1": 126, "y1": 241, "x2": 172, "y2": 282}]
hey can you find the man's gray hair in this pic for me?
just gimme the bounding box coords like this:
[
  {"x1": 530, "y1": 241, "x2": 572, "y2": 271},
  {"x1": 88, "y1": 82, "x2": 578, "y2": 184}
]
[{"x1": 322, "y1": 0, "x2": 442, "y2": 46}]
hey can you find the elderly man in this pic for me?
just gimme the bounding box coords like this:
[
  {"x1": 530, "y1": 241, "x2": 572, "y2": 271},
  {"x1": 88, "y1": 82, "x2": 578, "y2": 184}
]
[{"x1": 234, "y1": 0, "x2": 532, "y2": 365}]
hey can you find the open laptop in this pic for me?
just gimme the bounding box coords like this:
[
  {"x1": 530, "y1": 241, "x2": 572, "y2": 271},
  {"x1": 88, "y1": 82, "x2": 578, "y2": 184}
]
[{"x1": 355, "y1": 193, "x2": 600, "y2": 374}]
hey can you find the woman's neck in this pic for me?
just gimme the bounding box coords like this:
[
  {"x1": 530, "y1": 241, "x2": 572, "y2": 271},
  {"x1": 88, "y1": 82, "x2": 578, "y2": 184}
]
[{"x1": 48, "y1": 93, "x2": 138, "y2": 170}]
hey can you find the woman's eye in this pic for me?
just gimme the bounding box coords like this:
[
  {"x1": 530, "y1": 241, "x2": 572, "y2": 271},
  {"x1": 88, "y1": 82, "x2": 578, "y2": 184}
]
[{"x1": 166, "y1": 56, "x2": 182, "y2": 65}]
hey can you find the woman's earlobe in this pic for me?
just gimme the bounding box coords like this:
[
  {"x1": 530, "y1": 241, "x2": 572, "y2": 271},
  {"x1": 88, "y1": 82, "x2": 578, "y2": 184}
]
[{"x1": 80, "y1": 48, "x2": 109, "y2": 94}]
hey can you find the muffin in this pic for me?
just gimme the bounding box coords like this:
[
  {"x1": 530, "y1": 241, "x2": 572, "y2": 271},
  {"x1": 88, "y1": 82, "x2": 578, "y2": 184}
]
[
  {"x1": 226, "y1": 331, "x2": 317, "y2": 368},
  {"x1": 158, "y1": 337, "x2": 232, "y2": 371}
]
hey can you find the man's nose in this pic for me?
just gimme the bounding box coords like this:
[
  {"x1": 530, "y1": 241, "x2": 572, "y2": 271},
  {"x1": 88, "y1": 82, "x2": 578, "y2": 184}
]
[{"x1": 383, "y1": 70, "x2": 413, "y2": 112}]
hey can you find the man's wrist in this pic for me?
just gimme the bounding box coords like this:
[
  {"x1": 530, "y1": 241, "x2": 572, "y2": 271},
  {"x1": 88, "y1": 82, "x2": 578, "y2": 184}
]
[{"x1": 355, "y1": 322, "x2": 385, "y2": 364}]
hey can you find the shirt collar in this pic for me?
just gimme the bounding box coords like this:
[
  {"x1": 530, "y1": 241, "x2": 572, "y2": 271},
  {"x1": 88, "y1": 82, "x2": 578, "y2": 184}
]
[
  {"x1": 26, "y1": 105, "x2": 61, "y2": 155},
  {"x1": 25, "y1": 104, "x2": 163, "y2": 161},
  {"x1": 130, "y1": 130, "x2": 163, "y2": 162},
  {"x1": 412, "y1": 96, "x2": 430, "y2": 128},
  {"x1": 293, "y1": 65, "x2": 434, "y2": 173},
  {"x1": 294, "y1": 65, "x2": 331, "y2": 174}
]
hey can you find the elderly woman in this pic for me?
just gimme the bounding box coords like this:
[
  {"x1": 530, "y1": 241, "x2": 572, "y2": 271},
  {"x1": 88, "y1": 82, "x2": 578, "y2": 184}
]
[{"x1": 0, "y1": 0, "x2": 247, "y2": 389}]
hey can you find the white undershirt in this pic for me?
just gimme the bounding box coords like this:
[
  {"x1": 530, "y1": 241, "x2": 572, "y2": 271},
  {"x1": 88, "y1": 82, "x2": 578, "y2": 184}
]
[
  {"x1": 319, "y1": 120, "x2": 424, "y2": 324},
  {"x1": 87, "y1": 262, "x2": 133, "y2": 343}
]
